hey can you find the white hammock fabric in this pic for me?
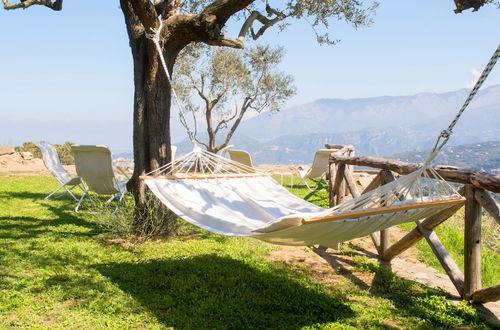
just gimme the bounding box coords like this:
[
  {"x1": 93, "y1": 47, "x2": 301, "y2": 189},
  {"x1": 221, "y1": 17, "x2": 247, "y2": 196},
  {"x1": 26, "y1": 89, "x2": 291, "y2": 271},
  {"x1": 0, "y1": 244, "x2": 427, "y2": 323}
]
[{"x1": 143, "y1": 145, "x2": 464, "y2": 246}]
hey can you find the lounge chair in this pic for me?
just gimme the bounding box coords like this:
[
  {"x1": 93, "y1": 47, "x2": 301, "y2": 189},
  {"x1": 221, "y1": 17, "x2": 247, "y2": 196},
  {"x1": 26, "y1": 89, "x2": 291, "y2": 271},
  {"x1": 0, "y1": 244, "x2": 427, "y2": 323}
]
[
  {"x1": 35, "y1": 141, "x2": 83, "y2": 201},
  {"x1": 71, "y1": 145, "x2": 128, "y2": 213},
  {"x1": 295, "y1": 149, "x2": 336, "y2": 191},
  {"x1": 295, "y1": 146, "x2": 355, "y2": 191},
  {"x1": 227, "y1": 149, "x2": 256, "y2": 172}
]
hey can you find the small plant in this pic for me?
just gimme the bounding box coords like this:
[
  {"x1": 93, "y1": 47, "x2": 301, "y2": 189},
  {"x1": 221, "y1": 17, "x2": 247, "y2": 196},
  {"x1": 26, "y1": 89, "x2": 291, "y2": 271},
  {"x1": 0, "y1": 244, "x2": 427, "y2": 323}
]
[
  {"x1": 55, "y1": 141, "x2": 75, "y2": 165},
  {"x1": 15, "y1": 141, "x2": 41, "y2": 158},
  {"x1": 91, "y1": 192, "x2": 179, "y2": 240}
]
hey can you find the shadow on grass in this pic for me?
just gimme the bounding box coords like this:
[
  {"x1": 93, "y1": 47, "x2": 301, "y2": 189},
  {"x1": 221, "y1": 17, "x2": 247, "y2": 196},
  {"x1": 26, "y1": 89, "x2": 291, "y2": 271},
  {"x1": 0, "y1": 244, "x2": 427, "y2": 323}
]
[
  {"x1": 0, "y1": 191, "x2": 101, "y2": 240},
  {"x1": 96, "y1": 254, "x2": 355, "y2": 329},
  {"x1": 312, "y1": 247, "x2": 483, "y2": 328}
]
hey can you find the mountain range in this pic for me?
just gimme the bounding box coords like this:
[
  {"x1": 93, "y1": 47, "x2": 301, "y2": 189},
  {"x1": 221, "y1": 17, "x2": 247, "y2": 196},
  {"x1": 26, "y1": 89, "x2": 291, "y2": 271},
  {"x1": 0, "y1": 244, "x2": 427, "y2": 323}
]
[{"x1": 173, "y1": 84, "x2": 499, "y2": 165}]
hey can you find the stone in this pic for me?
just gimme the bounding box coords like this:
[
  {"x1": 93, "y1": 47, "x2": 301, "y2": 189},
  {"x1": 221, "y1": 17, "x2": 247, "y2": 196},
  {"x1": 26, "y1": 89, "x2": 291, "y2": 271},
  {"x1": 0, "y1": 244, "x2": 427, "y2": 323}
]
[
  {"x1": 20, "y1": 152, "x2": 33, "y2": 160},
  {"x1": 0, "y1": 145, "x2": 15, "y2": 156}
]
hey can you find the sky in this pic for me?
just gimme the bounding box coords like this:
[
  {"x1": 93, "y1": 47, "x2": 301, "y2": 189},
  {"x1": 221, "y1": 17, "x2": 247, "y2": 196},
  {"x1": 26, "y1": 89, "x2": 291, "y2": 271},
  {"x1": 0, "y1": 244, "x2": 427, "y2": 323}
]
[{"x1": 0, "y1": 0, "x2": 499, "y2": 153}]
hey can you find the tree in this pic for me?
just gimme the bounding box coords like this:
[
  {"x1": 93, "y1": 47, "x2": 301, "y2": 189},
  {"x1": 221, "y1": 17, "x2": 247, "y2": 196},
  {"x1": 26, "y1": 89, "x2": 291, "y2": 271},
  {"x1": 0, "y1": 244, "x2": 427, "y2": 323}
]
[
  {"x1": 2, "y1": 0, "x2": 493, "y2": 234},
  {"x1": 174, "y1": 44, "x2": 295, "y2": 153}
]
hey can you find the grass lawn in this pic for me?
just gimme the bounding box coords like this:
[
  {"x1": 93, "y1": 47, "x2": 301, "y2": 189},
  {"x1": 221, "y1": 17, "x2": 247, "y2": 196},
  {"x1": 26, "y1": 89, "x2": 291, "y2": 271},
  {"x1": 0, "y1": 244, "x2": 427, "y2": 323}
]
[{"x1": 0, "y1": 176, "x2": 496, "y2": 328}]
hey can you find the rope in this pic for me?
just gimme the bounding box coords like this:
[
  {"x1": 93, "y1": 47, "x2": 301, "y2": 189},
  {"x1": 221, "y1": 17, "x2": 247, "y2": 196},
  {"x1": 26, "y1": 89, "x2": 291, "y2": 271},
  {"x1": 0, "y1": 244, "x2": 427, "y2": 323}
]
[
  {"x1": 430, "y1": 43, "x2": 500, "y2": 154},
  {"x1": 145, "y1": 19, "x2": 198, "y2": 142}
]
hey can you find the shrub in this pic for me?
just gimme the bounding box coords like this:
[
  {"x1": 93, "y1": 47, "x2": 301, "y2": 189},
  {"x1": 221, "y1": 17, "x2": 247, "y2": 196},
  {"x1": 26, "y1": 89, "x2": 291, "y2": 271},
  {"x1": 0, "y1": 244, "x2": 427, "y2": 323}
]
[
  {"x1": 15, "y1": 142, "x2": 41, "y2": 158},
  {"x1": 16, "y1": 141, "x2": 75, "y2": 164},
  {"x1": 91, "y1": 192, "x2": 179, "y2": 240}
]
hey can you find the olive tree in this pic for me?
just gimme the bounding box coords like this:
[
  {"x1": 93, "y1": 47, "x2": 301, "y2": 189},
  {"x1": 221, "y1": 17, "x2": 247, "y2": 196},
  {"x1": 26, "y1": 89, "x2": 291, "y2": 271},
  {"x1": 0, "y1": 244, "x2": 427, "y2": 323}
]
[{"x1": 174, "y1": 44, "x2": 295, "y2": 153}]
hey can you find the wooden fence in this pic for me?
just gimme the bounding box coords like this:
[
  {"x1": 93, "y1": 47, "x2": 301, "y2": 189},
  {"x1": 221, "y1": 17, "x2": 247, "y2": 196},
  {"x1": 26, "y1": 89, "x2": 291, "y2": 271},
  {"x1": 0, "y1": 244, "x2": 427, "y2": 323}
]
[{"x1": 325, "y1": 147, "x2": 500, "y2": 303}]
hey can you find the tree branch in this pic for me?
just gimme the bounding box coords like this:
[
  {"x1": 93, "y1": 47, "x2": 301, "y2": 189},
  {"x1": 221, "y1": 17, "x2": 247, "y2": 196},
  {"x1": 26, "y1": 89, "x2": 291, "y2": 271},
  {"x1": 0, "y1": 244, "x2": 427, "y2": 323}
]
[{"x1": 3, "y1": 0, "x2": 62, "y2": 10}]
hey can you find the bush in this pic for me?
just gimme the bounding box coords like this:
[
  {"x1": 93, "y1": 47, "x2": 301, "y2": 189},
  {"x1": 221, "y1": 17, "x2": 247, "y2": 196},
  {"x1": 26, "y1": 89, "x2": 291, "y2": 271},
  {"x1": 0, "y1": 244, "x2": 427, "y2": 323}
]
[
  {"x1": 15, "y1": 142, "x2": 41, "y2": 158},
  {"x1": 55, "y1": 141, "x2": 75, "y2": 165},
  {"x1": 16, "y1": 141, "x2": 75, "y2": 165},
  {"x1": 91, "y1": 192, "x2": 179, "y2": 240}
]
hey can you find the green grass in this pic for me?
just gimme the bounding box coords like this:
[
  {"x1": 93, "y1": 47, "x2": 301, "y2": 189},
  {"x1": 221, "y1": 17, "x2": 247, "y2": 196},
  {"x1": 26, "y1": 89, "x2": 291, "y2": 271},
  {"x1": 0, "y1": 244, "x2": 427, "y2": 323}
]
[{"x1": 0, "y1": 176, "x2": 495, "y2": 328}]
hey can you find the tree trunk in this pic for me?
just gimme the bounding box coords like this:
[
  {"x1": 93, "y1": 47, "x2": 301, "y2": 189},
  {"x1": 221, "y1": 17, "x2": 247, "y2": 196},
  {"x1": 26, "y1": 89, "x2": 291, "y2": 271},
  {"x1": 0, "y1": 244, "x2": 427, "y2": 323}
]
[{"x1": 121, "y1": 1, "x2": 184, "y2": 235}]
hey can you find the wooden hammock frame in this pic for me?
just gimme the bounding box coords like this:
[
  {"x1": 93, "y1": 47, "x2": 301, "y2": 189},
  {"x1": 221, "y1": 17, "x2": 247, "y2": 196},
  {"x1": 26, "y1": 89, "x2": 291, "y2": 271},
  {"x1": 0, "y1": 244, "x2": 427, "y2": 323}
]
[{"x1": 326, "y1": 144, "x2": 500, "y2": 304}]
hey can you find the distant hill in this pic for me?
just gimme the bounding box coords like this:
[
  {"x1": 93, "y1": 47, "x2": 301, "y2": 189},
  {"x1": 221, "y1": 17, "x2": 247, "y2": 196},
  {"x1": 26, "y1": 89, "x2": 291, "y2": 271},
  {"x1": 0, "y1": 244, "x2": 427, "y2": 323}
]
[
  {"x1": 392, "y1": 141, "x2": 500, "y2": 173},
  {"x1": 237, "y1": 84, "x2": 500, "y2": 144}
]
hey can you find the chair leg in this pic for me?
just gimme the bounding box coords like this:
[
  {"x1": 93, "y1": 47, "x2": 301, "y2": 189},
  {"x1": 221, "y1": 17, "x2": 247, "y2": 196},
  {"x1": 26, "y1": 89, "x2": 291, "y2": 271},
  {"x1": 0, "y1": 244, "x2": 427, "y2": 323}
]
[
  {"x1": 113, "y1": 193, "x2": 126, "y2": 214},
  {"x1": 75, "y1": 190, "x2": 89, "y2": 213},
  {"x1": 44, "y1": 183, "x2": 66, "y2": 200},
  {"x1": 64, "y1": 185, "x2": 80, "y2": 202}
]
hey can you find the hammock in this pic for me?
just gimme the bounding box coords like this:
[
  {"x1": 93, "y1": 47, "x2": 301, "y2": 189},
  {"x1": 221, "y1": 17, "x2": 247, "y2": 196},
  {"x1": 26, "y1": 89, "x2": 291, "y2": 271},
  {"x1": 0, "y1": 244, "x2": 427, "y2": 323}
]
[
  {"x1": 142, "y1": 24, "x2": 498, "y2": 246},
  {"x1": 141, "y1": 145, "x2": 464, "y2": 246}
]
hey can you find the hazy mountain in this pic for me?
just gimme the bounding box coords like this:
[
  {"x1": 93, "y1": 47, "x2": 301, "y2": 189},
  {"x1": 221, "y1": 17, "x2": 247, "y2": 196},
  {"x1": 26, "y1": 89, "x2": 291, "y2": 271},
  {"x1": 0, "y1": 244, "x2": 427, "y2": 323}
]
[
  {"x1": 208, "y1": 84, "x2": 500, "y2": 164},
  {"x1": 237, "y1": 84, "x2": 500, "y2": 143}
]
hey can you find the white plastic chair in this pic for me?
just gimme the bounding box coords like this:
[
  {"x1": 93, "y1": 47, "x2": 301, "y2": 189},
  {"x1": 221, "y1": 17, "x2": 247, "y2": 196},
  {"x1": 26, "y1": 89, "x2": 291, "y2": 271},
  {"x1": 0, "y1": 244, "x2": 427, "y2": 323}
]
[
  {"x1": 35, "y1": 141, "x2": 83, "y2": 201},
  {"x1": 71, "y1": 145, "x2": 128, "y2": 213}
]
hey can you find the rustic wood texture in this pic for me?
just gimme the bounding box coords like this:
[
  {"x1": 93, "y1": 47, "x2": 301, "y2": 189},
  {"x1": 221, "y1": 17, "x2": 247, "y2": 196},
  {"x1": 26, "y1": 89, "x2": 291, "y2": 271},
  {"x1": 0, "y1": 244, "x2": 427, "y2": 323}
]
[
  {"x1": 474, "y1": 189, "x2": 500, "y2": 225},
  {"x1": 379, "y1": 170, "x2": 396, "y2": 257},
  {"x1": 344, "y1": 168, "x2": 360, "y2": 198},
  {"x1": 331, "y1": 164, "x2": 346, "y2": 207},
  {"x1": 328, "y1": 162, "x2": 337, "y2": 207},
  {"x1": 471, "y1": 284, "x2": 500, "y2": 303},
  {"x1": 464, "y1": 185, "x2": 482, "y2": 299},
  {"x1": 330, "y1": 155, "x2": 500, "y2": 193},
  {"x1": 415, "y1": 219, "x2": 465, "y2": 296},
  {"x1": 362, "y1": 173, "x2": 382, "y2": 194}
]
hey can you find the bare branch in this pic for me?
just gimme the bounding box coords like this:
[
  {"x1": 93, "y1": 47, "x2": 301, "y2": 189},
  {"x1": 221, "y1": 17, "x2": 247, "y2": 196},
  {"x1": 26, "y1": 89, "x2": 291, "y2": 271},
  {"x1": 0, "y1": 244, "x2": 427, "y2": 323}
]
[{"x1": 3, "y1": 0, "x2": 62, "y2": 10}]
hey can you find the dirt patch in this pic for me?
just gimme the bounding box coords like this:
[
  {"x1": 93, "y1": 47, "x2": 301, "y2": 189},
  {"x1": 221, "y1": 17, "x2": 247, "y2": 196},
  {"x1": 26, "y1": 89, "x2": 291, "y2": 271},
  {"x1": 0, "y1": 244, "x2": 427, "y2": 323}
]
[{"x1": 0, "y1": 152, "x2": 75, "y2": 177}]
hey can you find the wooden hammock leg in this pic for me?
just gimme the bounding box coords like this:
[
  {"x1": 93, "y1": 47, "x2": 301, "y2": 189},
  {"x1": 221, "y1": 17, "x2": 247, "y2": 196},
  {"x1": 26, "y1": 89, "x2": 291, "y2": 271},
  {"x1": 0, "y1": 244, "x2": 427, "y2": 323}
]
[
  {"x1": 415, "y1": 219, "x2": 465, "y2": 297},
  {"x1": 464, "y1": 184, "x2": 482, "y2": 299}
]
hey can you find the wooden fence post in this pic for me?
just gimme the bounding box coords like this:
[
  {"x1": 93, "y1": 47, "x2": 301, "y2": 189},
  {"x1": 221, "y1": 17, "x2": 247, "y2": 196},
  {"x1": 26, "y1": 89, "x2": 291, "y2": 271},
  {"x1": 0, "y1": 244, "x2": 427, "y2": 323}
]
[{"x1": 464, "y1": 184, "x2": 482, "y2": 299}]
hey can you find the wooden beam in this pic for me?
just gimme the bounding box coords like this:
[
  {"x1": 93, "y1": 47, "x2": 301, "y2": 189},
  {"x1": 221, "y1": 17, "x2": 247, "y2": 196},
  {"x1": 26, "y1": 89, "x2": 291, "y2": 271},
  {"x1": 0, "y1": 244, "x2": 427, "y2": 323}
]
[
  {"x1": 344, "y1": 168, "x2": 360, "y2": 198},
  {"x1": 362, "y1": 173, "x2": 382, "y2": 194},
  {"x1": 330, "y1": 155, "x2": 500, "y2": 193},
  {"x1": 139, "y1": 173, "x2": 269, "y2": 180},
  {"x1": 379, "y1": 170, "x2": 397, "y2": 258},
  {"x1": 471, "y1": 284, "x2": 500, "y2": 304},
  {"x1": 331, "y1": 164, "x2": 346, "y2": 207},
  {"x1": 474, "y1": 189, "x2": 500, "y2": 225},
  {"x1": 328, "y1": 162, "x2": 336, "y2": 207},
  {"x1": 415, "y1": 220, "x2": 465, "y2": 296},
  {"x1": 464, "y1": 185, "x2": 482, "y2": 299},
  {"x1": 381, "y1": 201, "x2": 464, "y2": 261}
]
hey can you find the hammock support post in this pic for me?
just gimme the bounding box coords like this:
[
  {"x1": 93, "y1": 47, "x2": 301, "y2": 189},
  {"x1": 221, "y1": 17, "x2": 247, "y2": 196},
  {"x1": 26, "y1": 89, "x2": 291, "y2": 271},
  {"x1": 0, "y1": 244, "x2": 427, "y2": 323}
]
[
  {"x1": 327, "y1": 152, "x2": 500, "y2": 302},
  {"x1": 464, "y1": 184, "x2": 482, "y2": 299}
]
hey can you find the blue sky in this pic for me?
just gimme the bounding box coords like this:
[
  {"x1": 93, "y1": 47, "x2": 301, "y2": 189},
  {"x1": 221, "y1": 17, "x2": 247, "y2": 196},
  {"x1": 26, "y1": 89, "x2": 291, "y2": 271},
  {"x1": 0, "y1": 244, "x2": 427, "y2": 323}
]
[{"x1": 0, "y1": 0, "x2": 498, "y2": 152}]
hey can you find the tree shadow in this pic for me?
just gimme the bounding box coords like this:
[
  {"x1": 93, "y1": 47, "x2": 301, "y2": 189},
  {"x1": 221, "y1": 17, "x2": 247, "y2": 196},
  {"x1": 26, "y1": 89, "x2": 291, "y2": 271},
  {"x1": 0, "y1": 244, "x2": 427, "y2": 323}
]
[
  {"x1": 312, "y1": 247, "x2": 485, "y2": 328},
  {"x1": 96, "y1": 255, "x2": 355, "y2": 329},
  {"x1": 0, "y1": 194, "x2": 101, "y2": 240}
]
